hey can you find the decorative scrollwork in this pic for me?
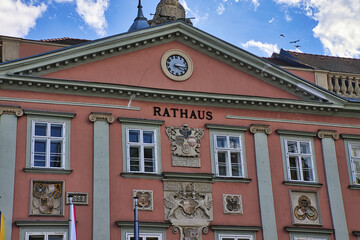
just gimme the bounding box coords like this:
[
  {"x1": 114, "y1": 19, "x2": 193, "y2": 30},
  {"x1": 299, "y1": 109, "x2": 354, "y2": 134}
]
[
  {"x1": 249, "y1": 124, "x2": 272, "y2": 135},
  {"x1": 317, "y1": 129, "x2": 339, "y2": 140},
  {"x1": 88, "y1": 112, "x2": 114, "y2": 123},
  {"x1": 172, "y1": 226, "x2": 179, "y2": 235},
  {"x1": 0, "y1": 106, "x2": 23, "y2": 117},
  {"x1": 202, "y1": 227, "x2": 209, "y2": 235}
]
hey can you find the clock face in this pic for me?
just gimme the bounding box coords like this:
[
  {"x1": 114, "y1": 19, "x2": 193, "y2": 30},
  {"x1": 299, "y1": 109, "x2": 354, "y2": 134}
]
[
  {"x1": 166, "y1": 55, "x2": 188, "y2": 76},
  {"x1": 161, "y1": 49, "x2": 193, "y2": 81}
]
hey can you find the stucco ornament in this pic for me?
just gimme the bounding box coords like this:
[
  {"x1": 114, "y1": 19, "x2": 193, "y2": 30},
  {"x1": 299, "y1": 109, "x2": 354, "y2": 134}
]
[
  {"x1": 164, "y1": 181, "x2": 213, "y2": 240},
  {"x1": 133, "y1": 190, "x2": 153, "y2": 211},
  {"x1": 223, "y1": 194, "x2": 243, "y2": 214},
  {"x1": 166, "y1": 124, "x2": 204, "y2": 167},
  {"x1": 290, "y1": 191, "x2": 321, "y2": 225},
  {"x1": 31, "y1": 181, "x2": 63, "y2": 215},
  {"x1": 149, "y1": 0, "x2": 192, "y2": 26}
]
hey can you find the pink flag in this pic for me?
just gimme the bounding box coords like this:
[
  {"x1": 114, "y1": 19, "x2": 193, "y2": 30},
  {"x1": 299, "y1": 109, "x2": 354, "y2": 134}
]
[{"x1": 69, "y1": 197, "x2": 77, "y2": 240}]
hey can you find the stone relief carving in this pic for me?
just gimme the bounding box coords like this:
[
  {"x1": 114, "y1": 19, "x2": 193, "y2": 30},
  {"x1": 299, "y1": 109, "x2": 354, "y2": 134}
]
[
  {"x1": 164, "y1": 181, "x2": 213, "y2": 240},
  {"x1": 166, "y1": 124, "x2": 204, "y2": 167},
  {"x1": 223, "y1": 194, "x2": 243, "y2": 215},
  {"x1": 149, "y1": 0, "x2": 193, "y2": 26},
  {"x1": 133, "y1": 190, "x2": 153, "y2": 211},
  {"x1": 290, "y1": 191, "x2": 321, "y2": 225},
  {"x1": 30, "y1": 181, "x2": 63, "y2": 216}
]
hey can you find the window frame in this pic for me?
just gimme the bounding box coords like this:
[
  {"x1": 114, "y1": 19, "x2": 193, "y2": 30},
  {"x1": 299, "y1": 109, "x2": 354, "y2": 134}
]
[
  {"x1": 120, "y1": 118, "x2": 163, "y2": 176},
  {"x1": 31, "y1": 121, "x2": 66, "y2": 169},
  {"x1": 284, "y1": 139, "x2": 315, "y2": 182},
  {"x1": 279, "y1": 133, "x2": 319, "y2": 184},
  {"x1": 218, "y1": 233, "x2": 253, "y2": 240},
  {"x1": 25, "y1": 110, "x2": 74, "y2": 174},
  {"x1": 125, "y1": 233, "x2": 162, "y2": 240},
  {"x1": 207, "y1": 125, "x2": 248, "y2": 180},
  {"x1": 346, "y1": 142, "x2": 360, "y2": 186},
  {"x1": 126, "y1": 127, "x2": 158, "y2": 173},
  {"x1": 214, "y1": 134, "x2": 244, "y2": 178},
  {"x1": 25, "y1": 231, "x2": 66, "y2": 240}
]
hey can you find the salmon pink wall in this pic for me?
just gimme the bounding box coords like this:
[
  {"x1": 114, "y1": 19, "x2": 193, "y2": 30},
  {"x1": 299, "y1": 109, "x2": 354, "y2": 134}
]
[
  {"x1": 43, "y1": 41, "x2": 301, "y2": 100},
  {"x1": 19, "y1": 43, "x2": 64, "y2": 59},
  {"x1": 287, "y1": 69, "x2": 316, "y2": 83},
  {"x1": 4, "y1": 85, "x2": 360, "y2": 239}
]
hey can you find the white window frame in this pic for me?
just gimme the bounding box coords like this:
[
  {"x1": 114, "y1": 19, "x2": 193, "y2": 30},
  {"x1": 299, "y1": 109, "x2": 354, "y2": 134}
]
[
  {"x1": 25, "y1": 231, "x2": 66, "y2": 240},
  {"x1": 294, "y1": 237, "x2": 326, "y2": 240},
  {"x1": 31, "y1": 120, "x2": 66, "y2": 169},
  {"x1": 214, "y1": 134, "x2": 244, "y2": 178},
  {"x1": 348, "y1": 143, "x2": 360, "y2": 185},
  {"x1": 126, "y1": 127, "x2": 158, "y2": 173},
  {"x1": 125, "y1": 233, "x2": 162, "y2": 240},
  {"x1": 284, "y1": 139, "x2": 315, "y2": 182},
  {"x1": 218, "y1": 234, "x2": 253, "y2": 240}
]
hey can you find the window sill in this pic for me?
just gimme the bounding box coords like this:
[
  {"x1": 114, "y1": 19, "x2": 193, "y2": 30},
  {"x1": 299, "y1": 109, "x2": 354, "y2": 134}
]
[
  {"x1": 121, "y1": 172, "x2": 163, "y2": 180},
  {"x1": 283, "y1": 181, "x2": 323, "y2": 188},
  {"x1": 213, "y1": 177, "x2": 251, "y2": 183},
  {"x1": 23, "y1": 168, "x2": 73, "y2": 175},
  {"x1": 348, "y1": 185, "x2": 360, "y2": 190}
]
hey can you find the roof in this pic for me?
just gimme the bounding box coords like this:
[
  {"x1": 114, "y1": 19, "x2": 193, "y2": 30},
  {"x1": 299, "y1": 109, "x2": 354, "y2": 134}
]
[
  {"x1": 271, "y1": 49, "x2": 360, "y2": 74},
  {"x1": 39, "y1": 37, "x2": 90, "y2": 45}
]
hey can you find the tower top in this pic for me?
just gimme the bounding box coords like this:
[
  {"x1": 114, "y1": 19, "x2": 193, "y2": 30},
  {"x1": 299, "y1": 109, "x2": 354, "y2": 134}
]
[
  {"x1": 148, "y1": 0, "x2": 193, "y2": 26},
  {"x1": 128, "y1": 0, "x2": 150, "y2": 32}
]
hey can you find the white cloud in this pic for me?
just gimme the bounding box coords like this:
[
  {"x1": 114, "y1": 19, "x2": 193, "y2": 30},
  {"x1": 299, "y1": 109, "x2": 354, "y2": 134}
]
[
  {"x1": 284, "y1": 10, "x2": 292, "y2": 21},
  {"x1": 269, "y1": 17, "x2": 275, "y2": 23},
  {"x1": 236, "y1": 0, "x2": 260, "y2": 10},
  {"x1": 241, "y1": 40, "x2": 280, "y2": 57},
  {"x1": 217, "y1": 3, "x2": 226, "y2": 15},
  {"x1": 0, "y1": 0, "x2": 47, "y2": 37},
  {"x1": 180, "y1": 0, "x2": 208, "y2": 25},
  {"x1": 54, "y1": 0, "x2": 73, "y2": 2},
  {"x1": 273, "y1": 0, "x2": 360, "y2": 57},
  {"x1": 75, "y1": 0, "x2": 109, "y2": 36}
]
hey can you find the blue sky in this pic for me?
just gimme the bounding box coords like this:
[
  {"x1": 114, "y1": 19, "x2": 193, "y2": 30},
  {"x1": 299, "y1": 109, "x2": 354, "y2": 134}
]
[{"x1": 1, "y1": 0, "x2": 359, "y2": 58}]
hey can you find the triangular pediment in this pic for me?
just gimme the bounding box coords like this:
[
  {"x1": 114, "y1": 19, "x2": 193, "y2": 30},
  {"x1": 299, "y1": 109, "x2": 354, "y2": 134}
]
[{"x1": 0, "y1": 21, "x2": 348, "y2": 114}]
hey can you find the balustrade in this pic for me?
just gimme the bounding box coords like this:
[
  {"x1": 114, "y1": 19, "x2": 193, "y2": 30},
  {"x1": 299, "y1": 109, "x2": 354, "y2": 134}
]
[{"x1": 327, "y1": 74, "x2": 360, "y2": 98}]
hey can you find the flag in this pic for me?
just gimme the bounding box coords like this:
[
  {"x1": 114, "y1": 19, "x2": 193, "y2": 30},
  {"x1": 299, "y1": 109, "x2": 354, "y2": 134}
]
[
  {"x1": 0, "y1": 211, "x2": 5, "y2": 240},
  {"x1": 68, "y1": 198, "x2": 77, "y2": 240}
]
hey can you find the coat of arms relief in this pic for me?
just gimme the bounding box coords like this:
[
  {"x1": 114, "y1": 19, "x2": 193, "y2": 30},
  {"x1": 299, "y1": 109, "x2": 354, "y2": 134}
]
[
  {"x1": 30, "y1": 181, "x2": 63, "y2": 215},
  {"x1": 164, "y1": 181, "x2": 213, "y2": 240},
  {"x1": 166, "y1": 124, "x2": 204, "y2": 167}
]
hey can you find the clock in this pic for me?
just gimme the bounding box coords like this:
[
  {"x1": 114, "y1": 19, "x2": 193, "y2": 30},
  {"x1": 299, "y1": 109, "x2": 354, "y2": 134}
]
[{"x1": 161, "y1": 49, "x2": 193, "y2": 81}]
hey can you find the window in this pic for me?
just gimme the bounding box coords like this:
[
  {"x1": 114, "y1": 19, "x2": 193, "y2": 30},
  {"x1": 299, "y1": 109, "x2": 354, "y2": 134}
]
[
  {"x1": 126, "y1": 233, "x2": 162, "y2": 240},
  {"x1": 218, "y1": 234, "x2": 253, "y2": 240},
  {"x1": 214, "y1": 134, "x2": 244, "y2": 177},
  {"x1": 31, "y1": 121, "x2": 65, "y2": 168},
  {"x1": 294, "y1": 237, "x2": 326, "y2": 240},
  {"x1": 347, "y1": 143, "x2": 360, "y2": 185},
  {"x1": 26, "y1": 232, "x2": 66, "y2": 240},
  {"x1": 285, "y1": 139, "x2": 315, "y2": 182},
  {"x1": 25, "y1": 110, "x2": 74, "y2": 173},
  {"x1": 126, "y1": 128, "x2": 157, "y2": 173},
  {"x1": 119, "y1": 118, "x2": 163, "y2": 175}
]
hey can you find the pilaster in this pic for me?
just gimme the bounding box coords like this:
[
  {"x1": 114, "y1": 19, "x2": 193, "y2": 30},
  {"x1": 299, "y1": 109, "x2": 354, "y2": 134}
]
[
  {"x1": 0, "y1": 106, "x2": 23, "y2": 240},
  {"x1": 89, "y1": 112, "x2": 113, "y2": 240},
  {"x1": 317, "y1": 129, "x2": 349, "y2": 240},
  {"x1": 250, "y1": 124, "x2": 278, "y2": 240}
]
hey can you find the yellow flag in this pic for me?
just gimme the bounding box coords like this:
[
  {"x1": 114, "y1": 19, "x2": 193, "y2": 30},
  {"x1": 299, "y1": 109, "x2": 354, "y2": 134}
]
[{"x1": 0, "y1": 211, "x2": 5, "y2": 240}]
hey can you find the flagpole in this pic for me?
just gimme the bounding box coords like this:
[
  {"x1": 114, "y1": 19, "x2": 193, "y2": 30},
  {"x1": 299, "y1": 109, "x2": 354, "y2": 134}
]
[
  {"x1": 134, "y1": 197, "x2": 139, "y2": 240},
  {"x1": 68, "y1": 196, "x2": 72, "y2": 240}
]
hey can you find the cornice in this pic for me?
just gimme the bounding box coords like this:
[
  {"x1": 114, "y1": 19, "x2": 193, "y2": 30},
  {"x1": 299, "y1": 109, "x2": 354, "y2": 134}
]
[
  {"x1": 89, "y1": 112, "x2": 114, "y2": 123},
  {"x1": 0, "y1": 74, "x2": 345, "y2": 116},
  {"x1": 15, "y1": 221, "x2": 68, "y2": 227},
  {"x1": 116, "y1": 221, "x2": 170, "y2": 228},
  {"x1": 24, "y1": 109, "x2": 76, "y2": 118},
  {"x1": 205, "y1": 124, "x2": 248, "y2": 132},
  {"x1": 275, "y1": 129, "x2": 317, "y2": 137},
  {"x1": 210, "y1": 225, "x2": 261, "y2": 232},
  {"x1": 118, "y1": 117, "x2": 164, "y2": 126},
  {"x1": 284, "y1": 226, "x2": 333, "y2": 234},
  {"x1": 340, "y1": 134, "x2": 360, "y2": 140},
  {"x1": 0, "y1": 22, "x2": 344, "y2": 105},
  {"x1": 0, "y1": 105, "x2": 23, "y2": 116},
  {"x1": 249, "y1": 124, "x2": 272, "y2": 135},
  {"x1": 162, "y1": 172, "x2": 214, "y2": 182},
  {"x1": 317, "y1": 129, "x2": 339, "y2": 140}
]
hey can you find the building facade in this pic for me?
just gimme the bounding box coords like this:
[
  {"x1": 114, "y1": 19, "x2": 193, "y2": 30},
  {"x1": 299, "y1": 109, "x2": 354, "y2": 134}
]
[{"x1": 1, "y1": 1, "x2": 360, "y2": 240}]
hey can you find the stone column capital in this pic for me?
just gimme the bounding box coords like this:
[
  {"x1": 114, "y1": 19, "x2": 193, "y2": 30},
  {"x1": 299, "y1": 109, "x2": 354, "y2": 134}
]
[
  {"x1": 0, "y1": 105, "x2": 23, "y2": 117},
  {"x1": 89, "y1": 112, "x2": 114, "y2": 124},
  {"x1": 317, "y1": 129, "x2": 339, "y2": 140},
  {"x1": 250, "y1": 124, "x2": 272, "y2": 135}
]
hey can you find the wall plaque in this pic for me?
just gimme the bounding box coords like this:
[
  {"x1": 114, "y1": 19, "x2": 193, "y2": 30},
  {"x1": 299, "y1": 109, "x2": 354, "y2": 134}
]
[
  {"x1": 290, "y1": 191, "x2": 321, "y2": 225},
  {"x1": 66, "y1": 192, "x2": 88, "y2": 205},
  {"x1": 133, "y1": 190, "x2": 153, "y2": 211},
  {"x1": 223, "y1": 194, "x2": 243, "y2": 215}
]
